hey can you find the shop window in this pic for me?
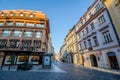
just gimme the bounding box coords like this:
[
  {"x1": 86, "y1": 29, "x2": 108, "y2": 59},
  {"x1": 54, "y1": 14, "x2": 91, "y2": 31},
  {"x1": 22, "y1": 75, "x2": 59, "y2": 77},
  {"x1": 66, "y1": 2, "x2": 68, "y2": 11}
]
[
  {"x1": 18, "y1": 56, "x2": 28, "y2": 62},
  {"x1": 31, "y1": 56, "x2": 39, "y2": 62}
]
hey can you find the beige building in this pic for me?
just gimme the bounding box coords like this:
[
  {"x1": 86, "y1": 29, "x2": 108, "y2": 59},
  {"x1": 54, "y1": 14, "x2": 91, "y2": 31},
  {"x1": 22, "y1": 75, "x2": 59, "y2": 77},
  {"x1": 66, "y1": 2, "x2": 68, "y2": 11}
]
[
  {"x1": 102, "y1": 0, "x2": 120, "y2": 43},
  {"x1": 60, "y1": 26, "x2": 79, "y2": 65},
  {"x1": 0, "y1": 10, "x2": 50, "y2": 65}
]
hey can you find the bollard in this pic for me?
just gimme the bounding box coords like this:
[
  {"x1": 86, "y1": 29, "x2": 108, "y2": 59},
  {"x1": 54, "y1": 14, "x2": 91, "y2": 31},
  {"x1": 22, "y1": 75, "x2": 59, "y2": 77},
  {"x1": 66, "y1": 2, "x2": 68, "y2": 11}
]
[{"x1": 8, "y1": 65, "x2": 11, "y2": 70}]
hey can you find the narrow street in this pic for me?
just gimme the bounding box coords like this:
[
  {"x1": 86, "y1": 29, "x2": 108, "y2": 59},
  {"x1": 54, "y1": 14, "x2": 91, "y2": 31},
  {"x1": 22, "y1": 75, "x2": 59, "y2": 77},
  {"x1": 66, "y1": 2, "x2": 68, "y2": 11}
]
[{"x1": 0, "y1": 62, "x2": 120, "y2": 80}]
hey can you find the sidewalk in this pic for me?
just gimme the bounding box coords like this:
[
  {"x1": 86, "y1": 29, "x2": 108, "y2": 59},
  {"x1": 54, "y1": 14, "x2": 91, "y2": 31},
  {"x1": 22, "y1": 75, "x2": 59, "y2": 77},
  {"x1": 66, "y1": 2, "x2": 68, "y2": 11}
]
[
  {"x1": 29, "y1": 63, "x2": 67, "y2": 73},
  {"x1": 89, "y1": 67, "x2": 120, "y2": 75},
  {"x1": 0, "y1": 64, "x2": 67, "y2": 73},
  {"x1": 0, "y1": 65, "x2": 17, "y2": 71},
  {"x1": 59, "y1": 62, "x2": 120, "y2": 75}
]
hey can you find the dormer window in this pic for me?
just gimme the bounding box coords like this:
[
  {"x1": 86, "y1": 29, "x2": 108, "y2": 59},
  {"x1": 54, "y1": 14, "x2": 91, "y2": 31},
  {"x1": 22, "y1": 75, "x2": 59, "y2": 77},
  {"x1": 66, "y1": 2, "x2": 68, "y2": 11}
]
[
  {"x1": 1, "y1": 13, "x2": 7, "y2": 16},
  {"x1": 20, "y1": 13, "x2": 24, "y2": 17},
  {"x1": 10, "y1": 13, "x2": 15, "y2": 16},
  {"x1": 30, "y1": 14, "x2": 34, "y2": 17}
]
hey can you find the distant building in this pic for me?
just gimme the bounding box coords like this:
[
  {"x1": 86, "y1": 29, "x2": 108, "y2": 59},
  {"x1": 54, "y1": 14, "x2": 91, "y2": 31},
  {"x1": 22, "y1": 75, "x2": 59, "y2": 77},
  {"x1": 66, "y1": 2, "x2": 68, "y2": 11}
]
[
  {"x1": 76, "y1": 0, "x2": 120, "y2": 69},
  {"x1": 0, "y1": 10, "x2": 50, "y2": 65},
  {"x1": 47, "y1": 34, "x2": 54, "y2": 54},
  {"x1": 60, "y1": 26, "x2": 78, "y2": 65}
]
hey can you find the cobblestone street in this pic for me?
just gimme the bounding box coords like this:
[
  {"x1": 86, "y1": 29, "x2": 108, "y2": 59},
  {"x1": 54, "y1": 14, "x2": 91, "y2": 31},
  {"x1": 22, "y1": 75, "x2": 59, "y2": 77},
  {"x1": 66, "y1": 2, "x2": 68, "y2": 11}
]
[{"x1": 0, "y1": 62, "x2": 120, "y2": 80}]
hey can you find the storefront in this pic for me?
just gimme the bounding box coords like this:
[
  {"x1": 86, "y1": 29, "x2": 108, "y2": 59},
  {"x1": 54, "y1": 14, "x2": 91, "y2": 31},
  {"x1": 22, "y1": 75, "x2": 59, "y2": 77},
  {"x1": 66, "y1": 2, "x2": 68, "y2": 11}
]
[{"x1": 2, "y1": 51, "x2": 44, "y2": 65}]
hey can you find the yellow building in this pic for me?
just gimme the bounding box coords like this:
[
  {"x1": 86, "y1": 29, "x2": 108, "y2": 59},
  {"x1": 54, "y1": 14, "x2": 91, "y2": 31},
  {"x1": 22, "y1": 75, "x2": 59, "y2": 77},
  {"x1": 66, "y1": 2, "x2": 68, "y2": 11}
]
[
  {"x1": 102, "y1": 0, "x2": 120, "y2": 42},
  {"x1": 64, "y1": 26, "x2": 79, "y2": 65}
]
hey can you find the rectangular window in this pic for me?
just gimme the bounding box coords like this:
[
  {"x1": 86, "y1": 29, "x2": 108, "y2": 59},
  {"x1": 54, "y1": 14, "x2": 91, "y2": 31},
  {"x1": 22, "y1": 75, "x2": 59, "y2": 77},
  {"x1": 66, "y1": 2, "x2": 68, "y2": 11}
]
[
  {"x1": 86, "y1": 27, "x2": 89, "y2": 34},
  {"x1": 89, "y1": 12, "x2": 92, "y2": 18},
  {"x1": 93, "y1": 36, "x2": 99, "y2": 46},
  {"x1": 31, "y1": 56, "x2": 39, "y2": 62},
  {"x1": 95, "y1": 3, "x2": 101, "y2": 12},
  {"x1": 24, "y1": 31, "x2": 33, "y2": 38},
  {"x1": 0, "y1": 22, "x2": 4, "y2": 26},
  {"x1": 82, "y1": 30, "x2": 84, "y2": 36},
  {"x1": 16, "y1": 22, "x2": 24, "y2": 26},
  {"x1": 103, "y1": 30, "x2": 112, "y2": 43},
  {"x1": 34, "y1": 41, "x2": 41, "y2": 48},
  {"x1": 35, "y1": 31, "x2": 42, "y2": 38},
  {"x1": 0, "y1": 40, "x2": 7, "y2": 48},
  {"x1": 98, "y1": 15, "x2": 106, "y2": 25},
  {"x1": 2, "y1": 30, "x2": 11, "y2": 37},
  {"x1": 36, "y1": 24, "x2": 45, "y2": 28},
  {"x1": 79, "y1": 43, "x2": 82, "y2": 50},
  {"x1": 88, "y1": 39, "x2": 92, "y2": 48},
  {"x1": 84, "y1": 41, "x2": 87, "y2": 49},
  {"x1": 26, "y1": 23, "x2": 35, "y2": 27},
  {"x1": 90, "y1": 23, "x2": 95, "y2": 30},
  {"x1": 12, "y1": 30, "x2": 22, "y2": 37},
  {"x1": 6, "y1": 21, "x2": 14, "y2": 26},
  {"x1": 6, "y1": 56, "x2": 12, "y2": 62}
]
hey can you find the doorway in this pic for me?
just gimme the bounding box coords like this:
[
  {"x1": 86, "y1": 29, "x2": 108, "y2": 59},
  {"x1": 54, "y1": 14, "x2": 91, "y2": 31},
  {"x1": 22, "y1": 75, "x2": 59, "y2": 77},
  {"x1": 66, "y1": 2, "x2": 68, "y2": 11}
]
[
  {"x1": 107, "y1": 52, "x2": 119, "y2": 69},
  {"x1": 90, "y1": 55, "x2": 98, "y2": 67}
]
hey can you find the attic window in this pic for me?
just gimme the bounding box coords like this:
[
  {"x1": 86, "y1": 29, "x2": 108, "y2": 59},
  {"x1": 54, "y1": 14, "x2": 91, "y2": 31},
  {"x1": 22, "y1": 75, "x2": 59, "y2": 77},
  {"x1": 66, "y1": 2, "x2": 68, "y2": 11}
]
[
  {"x1": 1, "y1": 13, "x2": 7, "y2": 16},
  {"x1": 30, "y1": 14, "x2": 34, "y2": 17},
  {"x1": 20, "y1": 13, "x2": 24, "y2": 17}
]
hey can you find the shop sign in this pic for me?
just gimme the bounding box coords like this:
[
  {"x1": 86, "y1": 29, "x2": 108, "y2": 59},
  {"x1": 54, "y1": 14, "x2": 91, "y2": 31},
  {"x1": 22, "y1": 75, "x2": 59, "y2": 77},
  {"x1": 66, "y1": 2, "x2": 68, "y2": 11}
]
[{"x1": 98, "y1": 51, "x2": 102, "y2": 56}]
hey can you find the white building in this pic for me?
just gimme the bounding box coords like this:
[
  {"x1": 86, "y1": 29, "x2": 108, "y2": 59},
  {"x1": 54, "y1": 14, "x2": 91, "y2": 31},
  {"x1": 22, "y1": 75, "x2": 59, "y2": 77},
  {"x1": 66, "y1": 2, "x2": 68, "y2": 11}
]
[
  {"x1": 47, "y1": 34, "x2": 55, "y2": 54},
  {"x1": 76, "y1": 0, "x2": 120, "y2": 69}
]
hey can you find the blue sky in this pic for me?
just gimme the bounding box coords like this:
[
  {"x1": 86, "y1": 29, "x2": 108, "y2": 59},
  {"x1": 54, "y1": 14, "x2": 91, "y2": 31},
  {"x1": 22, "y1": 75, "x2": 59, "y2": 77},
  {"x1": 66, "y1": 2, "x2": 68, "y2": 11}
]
[{"x1": 0, "y1": 0, "x2": 94, "y2": 53}]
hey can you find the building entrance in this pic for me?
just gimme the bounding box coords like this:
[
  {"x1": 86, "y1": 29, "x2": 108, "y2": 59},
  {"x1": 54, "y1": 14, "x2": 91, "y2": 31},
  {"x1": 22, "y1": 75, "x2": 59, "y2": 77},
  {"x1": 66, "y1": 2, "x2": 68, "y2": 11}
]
[
  {"x1": 90, "y1": 55, "x2": 98, "y2": 67},
  {"x1": 107, "y1": 52, "x2": 119, "y2": 69}
]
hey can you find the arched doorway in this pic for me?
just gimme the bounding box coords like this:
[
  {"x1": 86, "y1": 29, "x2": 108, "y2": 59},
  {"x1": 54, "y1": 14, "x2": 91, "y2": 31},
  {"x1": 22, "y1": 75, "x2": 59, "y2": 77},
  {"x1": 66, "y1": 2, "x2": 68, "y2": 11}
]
[
  {"x1": 68, "y1": 53, "x2": 73, "y2": 63},
  {"x1": 107, "y1": 52, "x2": 119, "y2": 69},
  {"x1": 90, "y1": 55, "x2": 98, "y2": 67}
]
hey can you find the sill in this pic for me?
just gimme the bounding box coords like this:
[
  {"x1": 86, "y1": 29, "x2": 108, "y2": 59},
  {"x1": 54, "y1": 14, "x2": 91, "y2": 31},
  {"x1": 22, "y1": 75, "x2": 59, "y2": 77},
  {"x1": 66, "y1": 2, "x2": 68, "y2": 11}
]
[
  {"x1": 93, "y1": 44, "x2": 99, "y2": 47},
  {"x1": 103, "y1": 40, "x2": 113, "y2": 44}
]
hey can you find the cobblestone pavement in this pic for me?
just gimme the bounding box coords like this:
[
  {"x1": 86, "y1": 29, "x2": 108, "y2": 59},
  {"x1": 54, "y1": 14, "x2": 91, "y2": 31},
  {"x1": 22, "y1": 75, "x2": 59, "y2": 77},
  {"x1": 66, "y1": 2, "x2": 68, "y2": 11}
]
[{"x1": 0, "y1": 62, "x2": 120, "y2": 80}]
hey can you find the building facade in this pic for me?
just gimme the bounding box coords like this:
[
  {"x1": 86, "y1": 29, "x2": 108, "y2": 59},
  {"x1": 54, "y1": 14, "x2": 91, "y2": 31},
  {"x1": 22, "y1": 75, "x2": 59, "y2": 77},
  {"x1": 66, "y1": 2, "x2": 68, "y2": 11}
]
[
  {"x1": 0, "y1": 10, "x2": 50, "y2": 65},
  {"x1": 76, "y1": 0, "x2": 120, "y2": 69},
  {"x1": 59, "y1": 40, "x2": 66, "y2": 62},
  {"x1": 60, "y1": 26, "x2": 78, "y2": 65},
  {"x1": 102, "y1": 0, "x2": 120, "y2": 43},
  {"x1": 47, "y1": 34, "x2": 54, "y2": 54}
]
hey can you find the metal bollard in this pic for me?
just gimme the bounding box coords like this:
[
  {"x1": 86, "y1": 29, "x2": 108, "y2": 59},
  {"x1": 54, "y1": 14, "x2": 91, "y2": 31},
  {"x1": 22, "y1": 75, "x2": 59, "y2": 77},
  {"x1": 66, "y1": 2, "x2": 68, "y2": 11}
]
[{"x1": 8, "y1": 65, "x2": 11, "y2": 70}]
